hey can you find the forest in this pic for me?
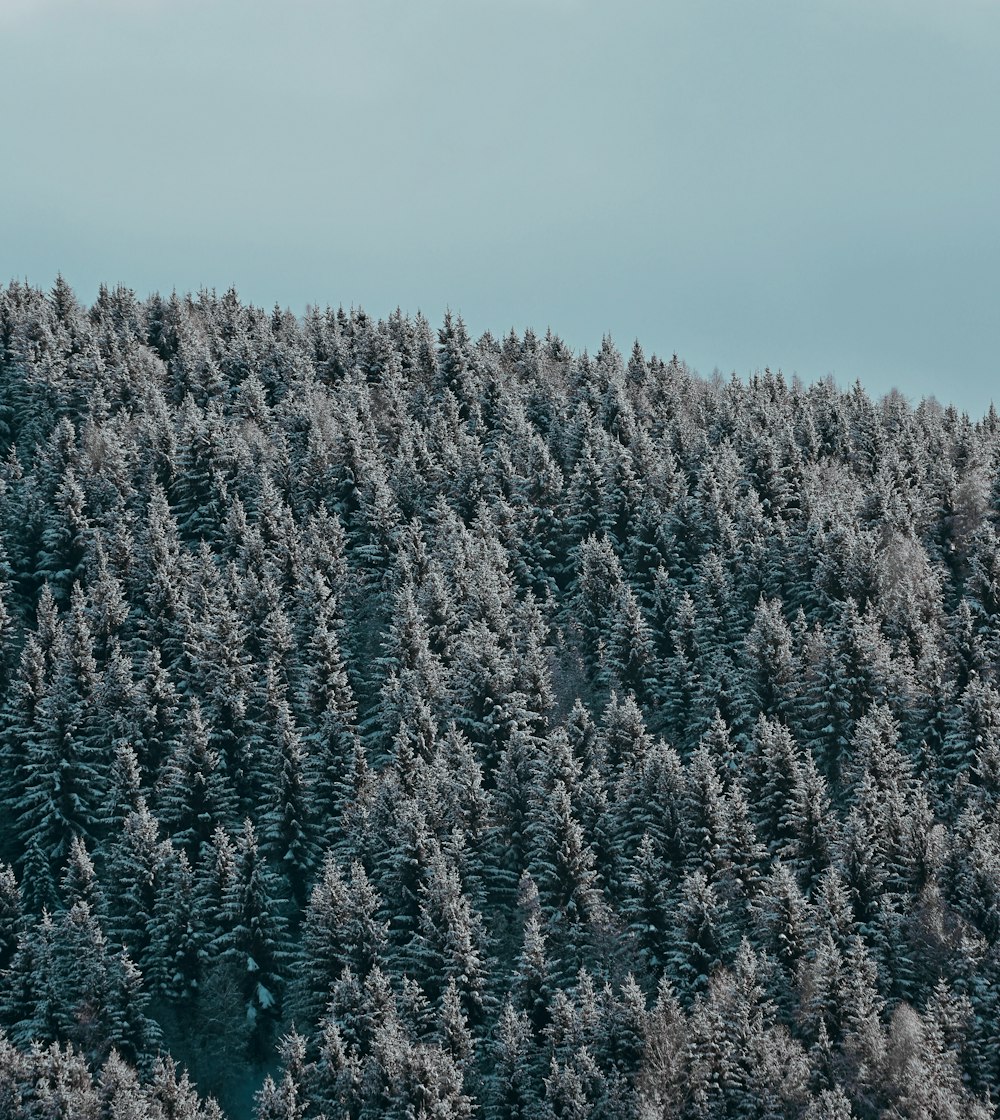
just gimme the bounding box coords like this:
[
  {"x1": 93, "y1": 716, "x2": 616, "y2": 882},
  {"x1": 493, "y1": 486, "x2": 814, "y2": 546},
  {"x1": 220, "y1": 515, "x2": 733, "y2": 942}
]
[{"x1": 1, "y1": 277, "x2": 1000, "y2": 1118}]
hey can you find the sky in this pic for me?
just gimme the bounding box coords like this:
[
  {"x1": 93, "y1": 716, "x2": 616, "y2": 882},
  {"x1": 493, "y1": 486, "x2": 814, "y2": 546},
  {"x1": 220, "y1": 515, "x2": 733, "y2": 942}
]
[{"x1": 1, "y1": 0, "x2": 998, "y2": 414}]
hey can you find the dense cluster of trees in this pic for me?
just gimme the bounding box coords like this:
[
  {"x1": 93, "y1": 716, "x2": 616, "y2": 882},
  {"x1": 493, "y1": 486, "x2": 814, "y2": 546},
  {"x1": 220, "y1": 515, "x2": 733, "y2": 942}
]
[{"x1": 1, "y1": 277, "x2": 999, "y2": 1117}]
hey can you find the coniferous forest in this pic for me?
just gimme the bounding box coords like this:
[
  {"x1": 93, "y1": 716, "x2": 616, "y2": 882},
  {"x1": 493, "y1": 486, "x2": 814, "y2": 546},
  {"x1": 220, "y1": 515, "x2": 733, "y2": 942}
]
[{"x1": 3, "y1": 277, "x2": 1000, "y2": 1119}]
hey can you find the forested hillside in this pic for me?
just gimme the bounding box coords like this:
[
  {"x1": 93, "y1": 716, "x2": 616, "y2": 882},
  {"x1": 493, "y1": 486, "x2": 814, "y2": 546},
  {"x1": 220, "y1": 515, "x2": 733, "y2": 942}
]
[{"x1": 2, "y1": 278, "x2": 1000, "y2": 1118}]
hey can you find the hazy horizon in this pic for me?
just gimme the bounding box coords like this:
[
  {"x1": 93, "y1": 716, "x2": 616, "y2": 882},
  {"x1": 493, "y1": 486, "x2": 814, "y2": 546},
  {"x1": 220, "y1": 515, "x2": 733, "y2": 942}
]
[{"x1": 2, "y1": 0, "x2": 998, "y2": 415}]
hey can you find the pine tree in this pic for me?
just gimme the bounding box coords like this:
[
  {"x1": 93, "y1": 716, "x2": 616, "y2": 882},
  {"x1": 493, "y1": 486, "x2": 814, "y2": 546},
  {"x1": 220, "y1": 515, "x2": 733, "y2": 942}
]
[
  {"x1": 145, "y1": 846, "x2": 201, "y2": 1005},
  {"x1": 668, "y1": 870, "x2": 727, "y2": 1004},
  {"x1": 135, "y1": 484, "x2": 190, "y2": 671},
  {"x1": 34, "y1": 465, "x2": 91, "y2": 607},
  {"x1": 527, "y1": 780, "x2": 611, "y2": 984},
  {"x1": 171, "y1": 396, "x2": 234, "y2": 544},
  {"x1": 0, "y1": 627, "x2": 48, "y2": 863},
  {"x1": 255, "y1": 1031, "x2": 309, "y2": 1120},
  {"x1": 636, "y1": 977, "x2": 688, "y2": 1118},
  {"x1": 296, "y1": 570, "x2": 361, "y2": 848},
  {"x1": 489, "y1": 1000, "x2": 536, "y2": 1120},
  {"x1": 571, "y1": 535, "x2": 625, "y2": 675},
  {"x1": 621, "y1": 832, "x2": 670, "y2": 974},
  {"x1": 105, "y1": 800, "x2": 172, "y2": 969},
  {"x1": 211, "y1": 819, "x2": 287, "y2": 1060},
  {"x1": 14, "y1": 588, "x2": 106, "y2": 896},
  {"x1": 0, "y1": 861, "x2": 20, "y2": 973},
  {"x1": 258, "y1": 674, "x2": 318, "y2": 908},
  {"x1": 742, "y1": 596, "x2": 797, "y2": 720},
  {"x1": 59, "y1": 834, "x2": 105, "y2": 915},
  {"x1": 304, "y1": 1017, "x2": 364, "y2": 1120},
  {"x1": 410, "y1": 852, "x2": 488, "y2": 1024},
  {"x1": 288, "y1": 852, "x2": 388, "y2": 1032},
  {"x1": 156, "y1": 698, "x2": 238, "y2": 865},
  {"x1": 605, "y1": 584, "x2": 656, "y2": 703}
]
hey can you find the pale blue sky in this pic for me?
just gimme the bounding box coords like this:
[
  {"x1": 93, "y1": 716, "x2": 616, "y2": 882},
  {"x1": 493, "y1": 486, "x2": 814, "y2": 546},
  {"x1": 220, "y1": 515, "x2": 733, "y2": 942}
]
[{"x1": 2, "y1": 0, "x2": 998, "y2": 414}]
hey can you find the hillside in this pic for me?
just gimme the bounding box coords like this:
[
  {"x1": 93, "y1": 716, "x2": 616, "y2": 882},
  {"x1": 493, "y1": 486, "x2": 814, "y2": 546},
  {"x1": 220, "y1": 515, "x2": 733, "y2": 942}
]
[{"x1": 1, "y1": 279, "x2": 999, "y2": 1118}]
